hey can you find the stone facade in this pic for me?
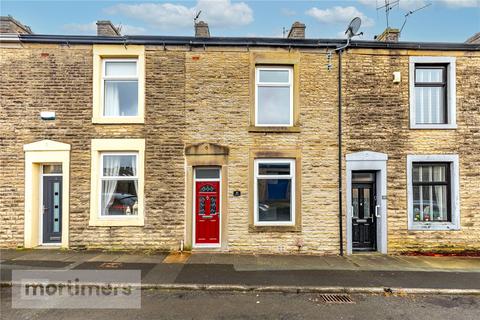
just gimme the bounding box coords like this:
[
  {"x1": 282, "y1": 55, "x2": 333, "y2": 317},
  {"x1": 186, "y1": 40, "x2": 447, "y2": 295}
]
[
  {"x1": 343, "y1": 49, "x2": 480, "y2": 253},
  {"x1": 0, "y1": 39, "x2": 478, "y2": 254}
]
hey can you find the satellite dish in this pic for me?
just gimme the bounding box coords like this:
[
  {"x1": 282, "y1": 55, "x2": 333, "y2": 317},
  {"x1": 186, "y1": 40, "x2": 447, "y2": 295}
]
[{"x1": 345, "y1": 17, "x2": 361, "y2": 39}]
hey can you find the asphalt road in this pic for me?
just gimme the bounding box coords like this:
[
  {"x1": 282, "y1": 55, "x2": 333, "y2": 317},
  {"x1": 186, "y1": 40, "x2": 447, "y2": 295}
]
[{"x1": 1, "y1": 287, "x2": 479, "y2": 320}]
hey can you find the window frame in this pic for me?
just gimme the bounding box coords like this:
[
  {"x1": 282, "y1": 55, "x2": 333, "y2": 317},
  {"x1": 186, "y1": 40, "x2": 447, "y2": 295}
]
[
  {"x1": 407, "y1": 155, "x2": 460, "y2": 231},
  {"x1": 409, "y1": 56, "x2": 456, "y2": 129},
  {"x1": 98, "y1": 152, "x2": 139, "y2": 218},
  {"x1": 92, "y1": 45, "x2": 145, "y2": 124},
  {"x1": 411, "y1": 162, "x2": 451, "y2": 223},
  {"x1": 253, "y1": 158, "x2": 296, "y2": 226},
  {"x1": 255, "y1": 66, "x2": 294, "y2": 127},
  {"x1": 101, "y1": 58, "x2": 139, "y2": 118},
  {"x1": 89, "y1": 139, "x2": 145, "y2": 227},
  {"x1": 413, "y1": 64, "x2": 448, "y2": 124}
]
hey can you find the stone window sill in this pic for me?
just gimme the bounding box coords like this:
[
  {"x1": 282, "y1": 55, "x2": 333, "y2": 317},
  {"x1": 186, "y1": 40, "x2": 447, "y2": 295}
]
[
  {"x1": 248, "y1": 126, "x2": 301, "y2": 133},
  {"x1": 248, "y1": 225, "x2": 301, "y2": 233},
  {"x1": 409, "y1": 222, "x2": 459, "y2": 231}
]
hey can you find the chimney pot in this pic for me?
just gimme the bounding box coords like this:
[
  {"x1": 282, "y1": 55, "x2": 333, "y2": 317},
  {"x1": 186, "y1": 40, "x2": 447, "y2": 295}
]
[
  {"x1": 287, "y1": 21, "x2": 306, "y2": 39},
  {"x1": 195, "y1": 21, "x2": 210, "y2": 37},
  {"x1": 0, "y1": 16, "x2": 33, "y2": 34},
  {"x1": 96, "y1": 20, "x2": 121, "y2": 36},
  {"x1": 376, "y1": 27, "x2": 400, "y2": 42}
]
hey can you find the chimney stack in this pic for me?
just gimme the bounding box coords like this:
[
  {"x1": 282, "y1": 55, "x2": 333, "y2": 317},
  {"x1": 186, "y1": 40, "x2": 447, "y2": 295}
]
[
  {"x1": 0, "y1": 16, "x2": 33, "y2": 34},
  {"x1": 195, "y1": 21, "x2": 210, "y2": 37},
  {"x1": 375, "y1": 27, "x2": 400, "y2": 42},
  {"x1": 96, "y1": 20, "x2": 121, "y2": 36},
  {"x1": 287, "y1": 21, "x2": 306, "y2": 39}
]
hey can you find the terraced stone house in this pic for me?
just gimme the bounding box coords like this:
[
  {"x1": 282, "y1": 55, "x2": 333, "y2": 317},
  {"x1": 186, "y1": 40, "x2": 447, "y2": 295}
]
[{"x1": 1, "y1": 16, "x2": 479, "y2": 255}]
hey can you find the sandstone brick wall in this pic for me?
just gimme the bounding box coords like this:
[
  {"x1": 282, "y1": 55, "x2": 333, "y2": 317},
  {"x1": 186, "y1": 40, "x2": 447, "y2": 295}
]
[
  {"x1": 184, "y1": 49, "x2": 339, "y2": 254},
  {"x1": 0, "y1": 44, "x2": 186, "y2": 250},
  {"x1": 343, "y1": 49, "x2": 480, "y2": 253},
  {"x1": 1, "y1": 42, "x2": 478, "y2": 254}
]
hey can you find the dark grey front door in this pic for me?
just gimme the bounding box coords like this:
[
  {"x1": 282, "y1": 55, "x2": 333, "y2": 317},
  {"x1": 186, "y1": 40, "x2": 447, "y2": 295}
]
[
  {"x1": 43, "y1": 176, "x2": 62, "y2": 244},
  {"x1": 352, "y1": 182, "x2": 376, "y2": 251}
]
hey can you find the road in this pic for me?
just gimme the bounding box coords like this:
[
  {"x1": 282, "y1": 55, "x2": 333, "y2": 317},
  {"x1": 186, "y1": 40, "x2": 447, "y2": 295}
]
[{"x1": 1, "y1": 287, "x2": 479, "y2": 319}]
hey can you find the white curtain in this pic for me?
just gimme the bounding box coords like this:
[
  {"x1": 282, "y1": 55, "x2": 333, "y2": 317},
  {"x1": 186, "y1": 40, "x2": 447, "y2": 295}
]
[
  {"x1": 102, "y1": 156, "x2": 120, "y2": 215},
  {"x1": 104, "y1": 81, "x2": 120, "y2": 116}
]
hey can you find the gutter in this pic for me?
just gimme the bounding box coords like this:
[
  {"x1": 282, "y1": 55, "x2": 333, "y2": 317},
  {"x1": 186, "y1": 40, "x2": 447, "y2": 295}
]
[{"x1": 16, "y1": 34, "x2": 480, "y2": 51}]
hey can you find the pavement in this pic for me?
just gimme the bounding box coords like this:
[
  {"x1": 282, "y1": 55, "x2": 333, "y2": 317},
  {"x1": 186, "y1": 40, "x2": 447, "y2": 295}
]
[{"x1": 1, "y1": 249, "x2": 480, "y2": 294}]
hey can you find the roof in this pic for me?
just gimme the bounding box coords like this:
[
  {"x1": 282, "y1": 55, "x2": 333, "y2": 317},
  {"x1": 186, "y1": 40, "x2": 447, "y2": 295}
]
[{"x1": 9, "y1": 34, "x2": 480, "y2": 51}]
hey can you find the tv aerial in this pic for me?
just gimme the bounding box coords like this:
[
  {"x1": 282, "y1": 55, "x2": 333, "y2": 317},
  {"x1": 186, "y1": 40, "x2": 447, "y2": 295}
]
[
  {"x1": 377, "y1": 0, "x2": 399, "y2": 29},
  {"x1": 400, "y1": 3, "x2": 432, "y2": 34},
  {"x1": 194, "y1": 10, "x2": 202, "y2": 24}
]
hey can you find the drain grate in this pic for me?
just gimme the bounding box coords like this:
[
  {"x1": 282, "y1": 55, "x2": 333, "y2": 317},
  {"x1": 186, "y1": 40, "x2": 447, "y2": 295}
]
[{"x1": 319, "y1": 294, "x2": 355, "y2": 304}]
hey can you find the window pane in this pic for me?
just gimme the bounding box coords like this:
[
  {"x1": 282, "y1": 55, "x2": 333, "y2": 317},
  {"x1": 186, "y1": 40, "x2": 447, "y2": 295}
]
[
  {"x1": 257, "y1": 178, "x2": 291, "y2": 222},
  {"x1": 43, "y1": 164, "x2": 62, "y2": 174},
  {"x1": 352, "y1": 172, "x2": 375, "y2": 183},
  {"x1": 415, "y1": 68, "x2": 443, "y2": 83},
  {"x1": 413, "y1": 185, "x2": 448, "y2": 222},
  {"x1": 259, "y1": 69, "x2": 290, "y2": 83},
  {"x1": 258, "y1": 163, "x2": 291, "y2": 175},
  {"x1": 103, "y1": 155, "x2": 137, "y2": 177},
  {"x1": 105, "y1": 61, "x2": 137, "y2": 77},
  {"x1": 257, "y1": 86, "x2": 291, "y2": 125},
  {"x1": 196, "y1": 168, "x2": 220, "y2": 179},
  {"x1": 101, "y1": 180, "x2": 138, "y2": 216},
  {"x1": 413, "y1": 164, "x2": 446, "y2": 182},
  {"x1": 415, "y1": 86, "x2": 445, "y2": 124},
  {"x1": 104, "y1": 80, "x2": 138, "y2": 116}
]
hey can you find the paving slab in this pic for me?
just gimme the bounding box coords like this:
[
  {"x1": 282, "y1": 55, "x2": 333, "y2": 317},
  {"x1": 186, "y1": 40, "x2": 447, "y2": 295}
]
[
  {"x1": 346, "y1": 255, "x2": 408, "y2": 271},
  {"x1": 322, "y1": 256, "x2": 359, "y2": 270},
  {"x1": 187, "y1": 253, "x2": 214, "y2": 264},
  {"x1": 142, "y1": 264, "x2": 185, "y2": 284},
  {"x1": 72, "y1": 261, "x2": 156, "y2": 278},
  {"x1": 116, "y1": 253, "x2": 168, "y2": 264},
  {"x1": 86, "y1": 253, "x2": 124, "y2": 262},
  {"x1": 0, "y1": 250, "x2": 30, "y2": 260}
]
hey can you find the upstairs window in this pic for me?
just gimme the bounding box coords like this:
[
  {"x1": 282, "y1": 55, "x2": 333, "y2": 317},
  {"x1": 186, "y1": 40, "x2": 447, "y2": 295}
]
[
  {"x1": 409, "y1": 57, "x2": 456, "y2": 129},
  {"x1": 255, "y1": 66, "x2": 293, "y2": 126},
  {"x1": 102, "y1": 59, "x2": 139, "y2": 117},
  {"x1": 414, "y1": 65, "x2": 447, "y2": 124}
]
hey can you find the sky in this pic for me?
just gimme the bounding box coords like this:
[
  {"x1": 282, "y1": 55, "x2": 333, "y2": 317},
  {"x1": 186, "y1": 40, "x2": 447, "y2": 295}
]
[{"x1": 1, "y1": 0, "x2": 479, "y2": 42}]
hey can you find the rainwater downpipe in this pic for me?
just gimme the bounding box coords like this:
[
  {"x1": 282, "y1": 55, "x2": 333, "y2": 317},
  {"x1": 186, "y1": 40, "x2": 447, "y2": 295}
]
[{"x1": 335, "y1": 39, "x2": 350, "y2": 256}]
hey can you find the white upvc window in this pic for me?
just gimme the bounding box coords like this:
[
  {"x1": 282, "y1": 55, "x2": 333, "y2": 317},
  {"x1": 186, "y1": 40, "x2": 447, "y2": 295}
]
[
  {"x1": 102, "y1": 59, "x2": 139, "y2": 117},
  {"x1": 254, "y1": 159, "x2": 295, "y2": 226},
  {"x1": 255, "y1": 66, "x2": 293, "y2": 127},
  {"x1": 99, "y1": 152, "x2": 139, "y2": 217},
  {"x1": 409, "y1": 56, "x2": 456, "y2": 129},
  {"x1": 407, "y1": 155, "x2": 460, "y2": 231}
]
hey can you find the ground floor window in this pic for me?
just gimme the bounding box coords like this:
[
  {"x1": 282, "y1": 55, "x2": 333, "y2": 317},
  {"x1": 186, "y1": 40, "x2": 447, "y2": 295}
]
[
  {"x1": 407, "y1": 155, "x2": 460, "y2": 230},
  {"x1": 89, "y1": 139, "x2": 145, "y2": 226},
  {"x1": 100, "y1": 153, "x2": 138, "y2": 216},
  {"x1": 254, "y1": 159, "x2": 295, "y2": 226}
]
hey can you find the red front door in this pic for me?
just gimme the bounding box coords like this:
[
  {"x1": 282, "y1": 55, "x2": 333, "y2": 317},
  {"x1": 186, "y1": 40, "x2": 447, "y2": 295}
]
[{"x1": 195, "y1": 181, "x2": 220, "y2": 244}]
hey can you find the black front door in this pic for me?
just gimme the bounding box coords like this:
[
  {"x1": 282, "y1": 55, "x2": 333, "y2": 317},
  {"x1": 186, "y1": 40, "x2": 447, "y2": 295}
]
[
  {"x1": 43, "y1": 176, "x2": 62, "y2": 244},
  {"x1": 352, "y1": 182, "x2": 376, "y2": 251}
]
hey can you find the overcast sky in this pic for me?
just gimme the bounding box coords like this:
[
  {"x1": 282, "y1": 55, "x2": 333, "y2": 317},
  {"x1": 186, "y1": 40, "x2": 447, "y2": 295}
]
[{"x1": 2, "y1": 0, "x2": 479, "y2": 42}]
